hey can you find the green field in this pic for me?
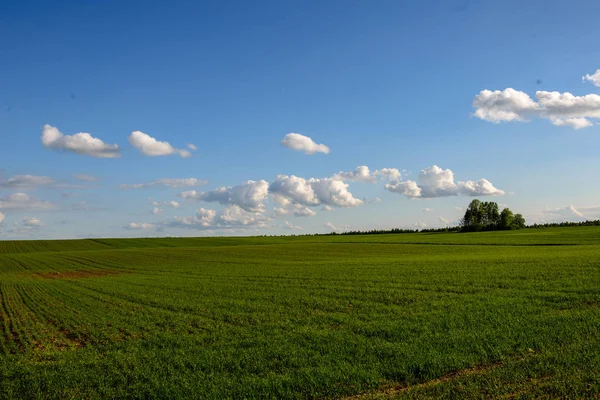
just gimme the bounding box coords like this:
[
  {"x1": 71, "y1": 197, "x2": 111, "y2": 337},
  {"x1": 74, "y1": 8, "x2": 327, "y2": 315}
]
[{"x1": 1, "y1": 227, "x2": 599, "y2": 399}]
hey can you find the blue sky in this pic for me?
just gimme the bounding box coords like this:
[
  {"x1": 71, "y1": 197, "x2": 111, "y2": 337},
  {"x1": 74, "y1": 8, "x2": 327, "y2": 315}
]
[{"x1": 1, "y1": 0, "x2": 600, "y2": 239}]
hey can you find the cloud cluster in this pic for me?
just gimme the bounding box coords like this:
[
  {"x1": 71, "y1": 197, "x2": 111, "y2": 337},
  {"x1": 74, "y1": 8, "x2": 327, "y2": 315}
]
[
  {"x1": 269, "y1": 175, "x2": 363, "y2": 208},
  {"x1": 0, "y1": 212, "x2": 4, "y2": 224},
  {"x1": 8, "y1": 217, "x2": 45, "y2": 235},
  {"x1": 385, "y1": 165, "x2": 504, "y2": 198},
  {"x1": 274, "y1": 204, "x2": 317, "y2": 217},
  {"x1": 180, "y1": 180, "x2": 269, "y2": 212},
  {"x1": 0, "y1": 193, "x2": 56, "y2": 210},
  {"x1": 583, "y1": 69, "x2": 600, "y2": 87},
  {"x1": 0, "y1": 175, "x2": 56, "y2": 189},
  {"x1": 124, "y1": 222, "x2": 155, "y2": 230},
  {"x1": 282, "y1": 221, "x2": 303, "y2": 231},
  {"x1": 42, "y1": 125, "x2": 121, "y2": 158},
  {"x1": 325, "y1": 222, "x2": 351, "y2": 231},
  {"x1": 281, "y1": 133, "x2": 330, "y2": 155},
  {"x1": 542, "y1": 205, "x2": 585, "y2": 222},
  {"x1": 165, "y1": 205, "x2": 271, "y2": 230},
  {"x1": 120, "y1": 178, "x2": 207, "y2": 190},
  {"x1": 128, "y1": 131, "x2": 192, "y2": 158},
  {"x1": 333, "y1": 166, "x2": 401, "y2": 182},
  {"x1": 473, "y1": 70, "x2": 600, "y2": 129}
]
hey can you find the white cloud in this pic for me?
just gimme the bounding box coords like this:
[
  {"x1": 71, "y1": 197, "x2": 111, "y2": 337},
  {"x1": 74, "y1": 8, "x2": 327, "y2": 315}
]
[
  {"x1": 439, "y1": 216, "x2": 451, "y2": 225},
  {"x1": 180, "y1": 180, "x2": 269, "y2": 212},
  {"x1": 128, "y1": 131, "x2": 191, "y2": 158},
  {"x1": 165, "y1": 205, "x2": 271, "y2": 230},
  {"x1": 23, "y1": 217, "x2": 44, "y2": 227},
  {"x1": 549, "y1": 117, "x2": 593, "y2": 129},
  {"x1": 325, "y1": 222, "x2": 351, "y2": 231},
  {"x1": 321, "y1": 205, "x2": 334, "y2": 211},
  {"x1": 542, "y1": 205, "x2": 585, "y2": 221},
  {"x1": 0, "y1": 193, "x2": 56, "y2": 210},
  {"x1": 423, "y1": 208, "x2": 433, "y2": 212},
  {"x1": 333, "y1": 166, "x2": 402, "y2": 182},
  {"x1": 281, "y1": 133, "x2": 330, "y2": 155},
  {"x1": 385, "y1": 180, "x2": 422, "y2": 197},
  {"x1": 283, "y1": 221, "x2": 303, "y2": 231},
  {"x1": 583, "y1": 69, "x2": 600, "y2": 87},
  {"x1": 458, "y1": 178, "x2": 505, "y2": 196},
  {"x1": 269, "y1": 175, "x2": 363, "y2": 208},
  {"x1": 0, "y1": 175, "x2": 56, "y2": 189},
  {"x1": 325, "y1": 222, "x2": 337, "y2": 231},
  {"x1": 273, "y1": 203, "x2": 317, "y2": 217},
  {"x1": 0, "y1": 212, "x2": 4, "y2": 224},
  {"x1": 413, "y1": 221, "x2": 427, "y2": 229},
  {"x1": 187, "y1": 143, "x2": 198, "y2": 151},
  {"x1": 8, "y1": 217, "x2": 45, "y2": 235},
  {"x1": 473, "y1": 86, "x2": 600, "y2": 129},
  {"x1": 385, "y1": 165, "x2": 504, "y2": 198},
  {"x1": 124, "y1": 222, "x2": 155, "y2": 230},
  {"x1": 153, "y1": 207, "x2": 163, "y2": 215},
  {"x1": 292, "y1": 205, "x2": 317, "y2": 217},
  {"x1": 120, "y1": 178, "x2": 207, "y2": 190},
  {"x1": 73, "y1": 174, "x2": 98, "y2": 182},
  {"x1": 41, "y1": 124, "x2": 120, "y2": 158},
  {"x1": 369, "y1": 197, "x2": 382, "y2": 204},
  {"x1": 334, "y1": 166, "x2": 378, "y2": 182},
  {"x1": 151, "y1": 200, "x2": 180, "y2": 208},
  {"x1": 473, "y1": 88, "x2": 539, "y2": 123}
]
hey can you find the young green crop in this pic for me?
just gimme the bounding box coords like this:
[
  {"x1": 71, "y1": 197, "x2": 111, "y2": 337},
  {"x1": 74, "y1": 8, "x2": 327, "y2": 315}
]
[{"x1": 1, "y1": 227, "x2": 599, "y2": 398}]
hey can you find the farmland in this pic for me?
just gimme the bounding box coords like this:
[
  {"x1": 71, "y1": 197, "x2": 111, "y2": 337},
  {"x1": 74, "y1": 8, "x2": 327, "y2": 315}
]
[{"x1": 1, "y1": 227, "x2": 599, "y2": 399}]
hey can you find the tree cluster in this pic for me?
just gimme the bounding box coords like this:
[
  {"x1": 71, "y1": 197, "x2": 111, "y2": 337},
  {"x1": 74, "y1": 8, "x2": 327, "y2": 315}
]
[{"x1": 460, "y1": 200, "x2": 525, "y2": 232}]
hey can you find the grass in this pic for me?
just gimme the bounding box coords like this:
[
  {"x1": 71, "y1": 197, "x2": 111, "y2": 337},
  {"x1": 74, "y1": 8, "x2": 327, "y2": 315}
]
[{"x1": 0, "y1": 227, "x2": 599, "y2": 399}]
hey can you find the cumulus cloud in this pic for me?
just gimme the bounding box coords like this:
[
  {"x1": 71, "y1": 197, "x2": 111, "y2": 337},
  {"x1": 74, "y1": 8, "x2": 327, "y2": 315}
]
[
  {"x1": 180, "y1": 180, "x2": 269, "y2": 212},
  {"x1": 0, "y1": 193, "x2": 56, "y2": 210},
  {"x1": 321, "y1": 205, "x2": 334, "y2": 211},
  {"x1": 151, "y1": 200, "x2": 180, "y2": 208},
  {"x1": 281, "y1": 133, "x2": 330, "y2": 155},
  {"x1": 187, "y1": 143, "x2": 198, "y2": 151},
  {"x1": 385, "y1": 180, "x2": 422, "y2": 197},
  {"x1": 274, "y1": 204, "x2": 317, "y2": 217},
  {"x1": 23, "y1": 217, "x2": 44, "y2": 227},
  {"x1": 8, "y1": 217, "x2": 45, "y2": 235},
  {"x1": 325, "y1": 221, "x2": 352, "y2": 232},
  {"x1": 413, "y1": 221, "x2": 427, "y2": 229},
  {"x1": 333, "y1": 166, "x2": 402, "y2": 183},
  {"x1": 165, "y1": 206, "x2": 271, "y2": 230},
  {"x1": 41, "y1": 125, "x2": 121, "y2": 158},
  {"x1": 128, "y1": 131, "x2": 191, "y2": 157},
  {"x1": 283, "y1": 221, "x2": 303, "y2": 231},
  {"x1": 473, "y1": 88, "x2": 539, "y2": 123},
  {"x1": 153, "y1": 207, "x2": 163, "y2": 215},
  {"x1": 439, "y1": 216, "x2": 451, "y2": 225},
  {"x1": 542, "y1": 205, "x2": 585, "y2": 221},
  {"x1": 73, "y1": 174, "x2": 98, "y2": 182},
  {"x1": 120, "y1": 178, "x2": 207, "y2": 190},
  {"x1": 124, "y1": 222, "x2": 155, "y2": 230},
  {"x1": 385, "y1": 165, "x2": 504, "y2": 198},
  {"x1": 269, "y1": 175, "x2": 363, "y2": 208},
  {"x1": 0, "y1": 175, "x2": 56, "y2": 189},
  {"x1": 423, "y1": 208, "x2": 433, "y2": 212},
  {"x1": 0, "y1": 212, "x2": 4, "y2": 224},
  {"x1": 583, "y1": 69, "x2": 600, "y2": 87},
  {"x1": 473, "y1": 86, "x2": 600, "y2": 129},
  {"x1": 369, "y1": 197, "x2": 382, "y2": 204}
]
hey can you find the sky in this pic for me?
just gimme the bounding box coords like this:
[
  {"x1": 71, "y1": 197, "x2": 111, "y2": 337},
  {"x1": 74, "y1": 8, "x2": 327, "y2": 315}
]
[{"x1": 1, "y1": 0, "x2": 600, "y2": 239}]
